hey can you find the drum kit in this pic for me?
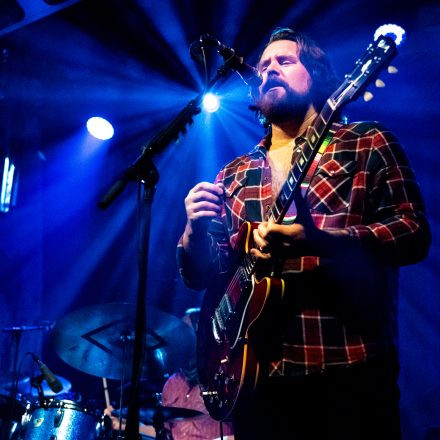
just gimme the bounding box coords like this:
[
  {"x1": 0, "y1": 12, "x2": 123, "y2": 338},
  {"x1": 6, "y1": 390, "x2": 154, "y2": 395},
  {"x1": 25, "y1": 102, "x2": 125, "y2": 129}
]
[{"x1": 0, "y1": 303, "x2": 204, "y2": 440}]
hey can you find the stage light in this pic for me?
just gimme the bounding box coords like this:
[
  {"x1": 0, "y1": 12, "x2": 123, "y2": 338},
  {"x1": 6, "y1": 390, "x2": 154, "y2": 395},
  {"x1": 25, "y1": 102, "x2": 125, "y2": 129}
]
[
  {"x1": 202, "y1": 93, "x2": 220, "y2": 113},
  {"x1": 1, "y1": 156, "x2": 16, "y2": 213},
  {"x1": 86, "y1": 117, "x2": 114, "y2": 140},
  {"x1": 374, "y1": 24, "x2": 406, "y2": 46}
]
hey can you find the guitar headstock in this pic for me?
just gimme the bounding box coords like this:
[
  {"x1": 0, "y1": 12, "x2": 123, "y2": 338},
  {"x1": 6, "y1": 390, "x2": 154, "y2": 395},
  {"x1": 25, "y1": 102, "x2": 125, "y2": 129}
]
[{"x1": 328, "y1": 35, "x2": 397, "y2": 110}]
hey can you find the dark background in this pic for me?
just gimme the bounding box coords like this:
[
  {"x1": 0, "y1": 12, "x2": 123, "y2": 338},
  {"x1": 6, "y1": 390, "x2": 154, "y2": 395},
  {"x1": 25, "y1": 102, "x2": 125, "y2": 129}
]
[{"x1": 0, "y1": 0, "x2": 439, "y2": 438}]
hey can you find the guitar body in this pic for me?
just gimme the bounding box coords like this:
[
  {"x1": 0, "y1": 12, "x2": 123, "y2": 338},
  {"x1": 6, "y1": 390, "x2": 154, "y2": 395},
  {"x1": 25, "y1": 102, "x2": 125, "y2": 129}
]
[{"x1": 197, "y1": 221, "x2": 285, "y2": 421}]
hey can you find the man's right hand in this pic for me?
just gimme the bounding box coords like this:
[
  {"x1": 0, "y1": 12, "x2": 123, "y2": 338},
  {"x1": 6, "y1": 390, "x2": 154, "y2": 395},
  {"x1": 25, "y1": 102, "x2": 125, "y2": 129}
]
[{"x1": 183, "y1": 181, "x2": 224, "y2": 236}]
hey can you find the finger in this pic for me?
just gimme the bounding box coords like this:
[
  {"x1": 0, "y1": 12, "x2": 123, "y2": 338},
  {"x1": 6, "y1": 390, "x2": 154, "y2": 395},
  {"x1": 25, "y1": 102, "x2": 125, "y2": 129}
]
[
  {"x1": 265, "y1": 223, "x2": 306, "y2": 242},
  {"x1": 265, "y1": 222, "x2": 290, "y2": 236},
  {"x1": 250, "y1": 248, "x2": 272, "y2": 260},
  {"x1": 187, "y1": 190, "x2": 223, "y2": 205},
  {"x1": 191, "y1": 210, "x2": 221, "y2": 220},
  {"x1": 191, "y1": 201, "x2": 222, "y2": 214},
  {"x1": 192, "y1": 182, "x2": 224, "y2": 197},
  {"x1": 253, "y1": 228, "x2": 270, "y2": 251},
  {"x1": 257, "y1": 221, "x2": 269, "y2": 239}
]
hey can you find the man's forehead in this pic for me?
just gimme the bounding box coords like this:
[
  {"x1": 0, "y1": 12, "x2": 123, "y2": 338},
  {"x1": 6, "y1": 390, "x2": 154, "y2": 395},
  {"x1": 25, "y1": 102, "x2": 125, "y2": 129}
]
[{"x1": 259, "y1": 39, "x2": 300, "y2": 62}]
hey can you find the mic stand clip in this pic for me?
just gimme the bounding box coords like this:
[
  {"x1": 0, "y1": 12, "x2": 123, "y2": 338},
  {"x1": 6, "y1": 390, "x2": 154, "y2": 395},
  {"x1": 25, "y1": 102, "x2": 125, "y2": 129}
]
[{"x1": 31, "y1": 374, "x2": 47, "y2": 407}]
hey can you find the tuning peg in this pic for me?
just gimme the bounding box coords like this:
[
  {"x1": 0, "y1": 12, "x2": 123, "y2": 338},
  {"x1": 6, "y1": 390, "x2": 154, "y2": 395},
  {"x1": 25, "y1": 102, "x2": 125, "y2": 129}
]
[
  {"x1": 375, "y1": 79, "x2": 385, "y2": 88},
  {"x1": 363, "y1": 91, "x2": 374, "y2": 102},
  {"x1": 387, "y1": 65, "x2": 398, "y2": 74}
]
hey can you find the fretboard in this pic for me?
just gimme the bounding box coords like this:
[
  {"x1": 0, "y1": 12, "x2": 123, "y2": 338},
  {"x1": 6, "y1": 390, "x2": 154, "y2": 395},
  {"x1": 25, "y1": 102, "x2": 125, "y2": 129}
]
[{"x1": 267, "y1": 102, "x2": 336, "y2": 223}]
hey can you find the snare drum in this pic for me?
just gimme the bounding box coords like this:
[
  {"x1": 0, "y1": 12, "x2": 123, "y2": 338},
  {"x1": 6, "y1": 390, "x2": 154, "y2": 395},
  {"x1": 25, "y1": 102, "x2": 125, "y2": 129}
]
[{"x1": 20, "y1": 399, "x2": 100, "y2": 440}]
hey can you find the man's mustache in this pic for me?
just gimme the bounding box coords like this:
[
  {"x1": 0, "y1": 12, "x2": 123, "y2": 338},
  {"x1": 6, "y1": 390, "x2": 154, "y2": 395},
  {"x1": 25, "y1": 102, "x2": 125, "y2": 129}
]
[{"x1": 262, "y1": 77, "x2": 288, "y2": 93}]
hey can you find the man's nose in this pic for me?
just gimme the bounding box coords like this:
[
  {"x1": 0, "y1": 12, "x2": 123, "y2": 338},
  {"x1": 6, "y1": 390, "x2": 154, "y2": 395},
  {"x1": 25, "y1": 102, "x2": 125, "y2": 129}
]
[{"x1": 265, "y1": 61, "x2": 281, "y2": 76}]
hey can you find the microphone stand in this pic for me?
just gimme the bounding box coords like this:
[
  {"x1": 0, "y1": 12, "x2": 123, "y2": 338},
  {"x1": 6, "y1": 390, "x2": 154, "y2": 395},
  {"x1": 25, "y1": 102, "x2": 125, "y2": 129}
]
[
  {"x1": 31, "y1": 374, "x2": 47, "y2": 407},
  {"x1": 98, "y1": 60, "x2": 239, "y2": 440}
]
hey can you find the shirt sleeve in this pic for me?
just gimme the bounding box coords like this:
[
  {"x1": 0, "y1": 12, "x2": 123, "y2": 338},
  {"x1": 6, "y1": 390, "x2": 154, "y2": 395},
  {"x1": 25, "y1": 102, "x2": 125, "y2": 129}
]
[
  {"x1": 176, "y1": 170, "x2": 234, "y2": 290},
  {"x1": 346, "y1": 126, "x2": 431, "y2": 266}
]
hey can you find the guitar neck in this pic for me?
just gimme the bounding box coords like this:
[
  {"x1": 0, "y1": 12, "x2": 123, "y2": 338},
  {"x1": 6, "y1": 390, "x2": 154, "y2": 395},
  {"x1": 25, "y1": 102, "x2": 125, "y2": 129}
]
[{"x1": 267, "y1": 102, "x2": 337, "y2": 223}]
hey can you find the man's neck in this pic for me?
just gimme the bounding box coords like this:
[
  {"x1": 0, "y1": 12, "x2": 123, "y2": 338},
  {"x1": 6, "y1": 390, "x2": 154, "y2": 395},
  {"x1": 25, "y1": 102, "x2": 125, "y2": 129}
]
[{"x1": 270, "y1": 105, "x2": 318, "y2": 150}]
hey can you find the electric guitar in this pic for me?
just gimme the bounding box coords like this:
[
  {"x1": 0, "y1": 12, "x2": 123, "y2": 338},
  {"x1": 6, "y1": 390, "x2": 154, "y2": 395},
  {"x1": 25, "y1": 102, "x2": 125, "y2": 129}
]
[{"x1": 197, "y1": 35, "x2": 398, "y2": 421}]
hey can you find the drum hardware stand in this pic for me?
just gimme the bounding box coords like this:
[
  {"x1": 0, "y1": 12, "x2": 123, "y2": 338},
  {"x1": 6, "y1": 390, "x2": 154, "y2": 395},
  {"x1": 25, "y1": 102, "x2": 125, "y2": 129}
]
[
  {"x1": 30, "y1": 374, "x2": 47, "y2": 407},
  {"x1": 1, "y1": 323, "x2": 53, "y2": 438},
  {"x1": 152, "y1": 410, "x2": 173, "y2": 440},
  {"x1": 116, "y1": 333, "x2": 132, "y2": 440},
  {"x1": 98, "y1": 55, "x2": 239, "y2": 440}
]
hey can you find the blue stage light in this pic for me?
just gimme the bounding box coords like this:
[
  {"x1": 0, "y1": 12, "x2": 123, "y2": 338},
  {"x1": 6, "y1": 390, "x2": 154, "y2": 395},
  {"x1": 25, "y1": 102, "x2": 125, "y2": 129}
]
[
  {"x1": 374, "y1": 24, "x2": 406, "y2": 46},
  {"x1": 202, "y1": 93, "x2": 220, "y2": 113},
  {"x1": 1, "y1": 157, "x2": 16, "y2": 213},
  {"x1": 86, "y1": 117, "x2": 114, "y2": 140}
]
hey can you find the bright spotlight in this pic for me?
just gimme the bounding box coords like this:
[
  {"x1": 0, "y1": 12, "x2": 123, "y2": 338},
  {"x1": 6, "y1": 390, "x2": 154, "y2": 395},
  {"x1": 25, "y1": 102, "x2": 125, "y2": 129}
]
[
  {"x1": 86, "y1": 117, "x2": 114, "y2": 140},
  {"x1": 374, "y1": 24, "x2": 406, "y2": 46},
  {"x1": 202, "y1": 93, "x2": 220, "y2": 113}
]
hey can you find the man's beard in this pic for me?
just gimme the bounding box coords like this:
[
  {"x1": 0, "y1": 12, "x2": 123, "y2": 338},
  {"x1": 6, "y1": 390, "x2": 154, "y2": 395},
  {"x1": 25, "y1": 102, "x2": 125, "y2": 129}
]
[{"x1": 257, "y1": 83, "x2": 312, "y2": 124}]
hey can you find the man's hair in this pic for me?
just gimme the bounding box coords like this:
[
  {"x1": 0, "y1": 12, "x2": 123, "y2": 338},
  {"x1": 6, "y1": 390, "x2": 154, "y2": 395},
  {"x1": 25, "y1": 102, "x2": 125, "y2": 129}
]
[{"x1": 252, "y1": 27, "x2": 339, "y2": 126}]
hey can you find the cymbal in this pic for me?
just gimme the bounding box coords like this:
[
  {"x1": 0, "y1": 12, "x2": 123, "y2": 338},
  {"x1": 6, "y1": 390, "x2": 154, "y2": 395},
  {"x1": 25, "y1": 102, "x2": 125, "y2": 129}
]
[
  {"x1": 113, "y1": 405, "x2": 203, "y2": 424},
  {"x1": 52, "y1": 303, "x2": 196, "y2": 384}
]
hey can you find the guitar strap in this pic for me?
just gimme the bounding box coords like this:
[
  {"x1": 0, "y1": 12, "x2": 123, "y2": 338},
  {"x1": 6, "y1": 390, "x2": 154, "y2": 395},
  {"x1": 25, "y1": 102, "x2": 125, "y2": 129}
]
[{"x1": 300, "y1": 120, "x2": 343, "y2": 195}]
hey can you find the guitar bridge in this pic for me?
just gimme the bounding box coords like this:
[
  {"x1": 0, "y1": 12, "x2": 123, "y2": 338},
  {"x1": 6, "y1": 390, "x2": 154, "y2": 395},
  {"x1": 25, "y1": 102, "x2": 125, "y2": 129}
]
[{"x1": 211, "y1": 316, "x2": 222, "y2": 344}]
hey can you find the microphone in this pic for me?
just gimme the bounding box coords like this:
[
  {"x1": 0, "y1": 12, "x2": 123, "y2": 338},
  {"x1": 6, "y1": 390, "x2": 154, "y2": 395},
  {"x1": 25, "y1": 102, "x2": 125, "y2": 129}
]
[
  {"x1": 31, "y1": 353, "x2": 63, "y2": 393},
  {"x1": 191, "y1": 34, "x2": 262, "y2": 87}
]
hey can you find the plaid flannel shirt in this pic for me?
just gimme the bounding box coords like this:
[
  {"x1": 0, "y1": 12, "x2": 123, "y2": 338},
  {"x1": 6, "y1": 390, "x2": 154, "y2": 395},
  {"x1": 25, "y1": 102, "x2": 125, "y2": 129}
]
[{"x1": 178, "y1": 121, "x2": 431, "y2": 376}]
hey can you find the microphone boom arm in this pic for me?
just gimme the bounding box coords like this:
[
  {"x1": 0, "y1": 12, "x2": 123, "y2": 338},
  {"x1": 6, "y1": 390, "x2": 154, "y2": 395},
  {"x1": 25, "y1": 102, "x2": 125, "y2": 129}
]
[{"x1": 98, "y1": 54, "x2": 242, "y2": 209}]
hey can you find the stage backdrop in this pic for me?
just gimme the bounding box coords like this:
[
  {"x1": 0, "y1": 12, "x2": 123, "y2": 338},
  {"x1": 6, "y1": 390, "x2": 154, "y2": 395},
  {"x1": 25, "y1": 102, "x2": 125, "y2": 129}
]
[{"x1": 0, "y1": 1, "x2": 439, "y2": 438}]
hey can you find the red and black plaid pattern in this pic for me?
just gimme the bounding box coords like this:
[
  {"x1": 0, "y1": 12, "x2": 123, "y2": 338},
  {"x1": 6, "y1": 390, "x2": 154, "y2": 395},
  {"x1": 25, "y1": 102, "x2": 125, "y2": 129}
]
[{"x1": 177, "y1": 121, "x2": 431, "y2": 375}]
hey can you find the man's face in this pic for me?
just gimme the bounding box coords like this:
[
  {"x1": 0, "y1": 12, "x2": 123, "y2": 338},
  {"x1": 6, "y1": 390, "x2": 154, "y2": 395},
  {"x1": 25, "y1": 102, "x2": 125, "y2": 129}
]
[{"x1": 256, "y1": 40, "x2": 313, "y2": 122}]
